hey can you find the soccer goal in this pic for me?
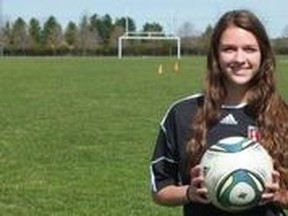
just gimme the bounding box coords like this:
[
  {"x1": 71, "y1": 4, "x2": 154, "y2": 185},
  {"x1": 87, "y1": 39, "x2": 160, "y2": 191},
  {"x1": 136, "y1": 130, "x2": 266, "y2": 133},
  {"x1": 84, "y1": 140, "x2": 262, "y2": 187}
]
[{"x1": 118, "y1": 31, "x2": 181, "y2": 59}]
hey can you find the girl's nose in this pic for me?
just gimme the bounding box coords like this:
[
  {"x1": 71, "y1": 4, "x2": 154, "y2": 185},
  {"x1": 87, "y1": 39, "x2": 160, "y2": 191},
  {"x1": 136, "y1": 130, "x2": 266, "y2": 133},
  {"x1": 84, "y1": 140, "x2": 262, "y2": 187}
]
[{"x1": 234, "y1": 50, "x2": 246, "y2": 63}]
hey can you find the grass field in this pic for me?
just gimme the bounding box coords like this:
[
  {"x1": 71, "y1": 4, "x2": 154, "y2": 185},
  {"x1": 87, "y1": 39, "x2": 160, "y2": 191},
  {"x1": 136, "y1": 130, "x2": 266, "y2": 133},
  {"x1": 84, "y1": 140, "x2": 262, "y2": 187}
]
[{"x1": 0, "y1": 56, "x2": 287, "y2": 215}]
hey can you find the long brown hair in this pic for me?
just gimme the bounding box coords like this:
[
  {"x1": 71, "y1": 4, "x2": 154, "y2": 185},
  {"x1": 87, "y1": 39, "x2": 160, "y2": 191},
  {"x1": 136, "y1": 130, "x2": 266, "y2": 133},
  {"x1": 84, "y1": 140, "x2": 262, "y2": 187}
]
[{"x1": 187, "y1": 9, "x2": 288, "y2": 188}]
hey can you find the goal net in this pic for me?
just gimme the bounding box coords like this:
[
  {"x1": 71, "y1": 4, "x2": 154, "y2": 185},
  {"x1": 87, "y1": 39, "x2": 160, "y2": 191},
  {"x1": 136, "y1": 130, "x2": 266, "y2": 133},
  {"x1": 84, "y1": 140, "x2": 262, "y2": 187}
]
[{"x1": 118, "y1": 31, "x2": 181, "y2": 59}]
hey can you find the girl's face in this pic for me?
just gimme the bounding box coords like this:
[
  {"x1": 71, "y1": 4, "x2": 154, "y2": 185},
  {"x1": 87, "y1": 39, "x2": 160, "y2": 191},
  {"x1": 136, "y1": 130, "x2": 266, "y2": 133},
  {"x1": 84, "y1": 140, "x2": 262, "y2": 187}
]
[{"x1": 218, "y1": 26, "x2": 261, "y2": 89}]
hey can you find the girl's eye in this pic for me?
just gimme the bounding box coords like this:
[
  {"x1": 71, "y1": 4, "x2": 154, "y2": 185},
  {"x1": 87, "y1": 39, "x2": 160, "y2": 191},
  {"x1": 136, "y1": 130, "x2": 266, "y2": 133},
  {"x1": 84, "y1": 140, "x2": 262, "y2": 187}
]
[
  {"x1": 244, "y1": 47, "x2": 258, "y2": 53},
  {"x1": 221, "y1": 47, "x2": 235, "y2": 53},
  {"x1": 220, "y1": 46, "x2": 259, "y2": 54}
]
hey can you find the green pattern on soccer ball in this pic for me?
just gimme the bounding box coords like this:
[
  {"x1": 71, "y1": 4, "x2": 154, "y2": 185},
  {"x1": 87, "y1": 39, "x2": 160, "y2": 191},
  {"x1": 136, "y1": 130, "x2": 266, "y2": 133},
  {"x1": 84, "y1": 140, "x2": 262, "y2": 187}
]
[
  {"x1": 211, "y1": 137, "x2": 256, "y2": 153},
  {"x1": 216, "y1": 169, "x2": 264, "y2": 209}
]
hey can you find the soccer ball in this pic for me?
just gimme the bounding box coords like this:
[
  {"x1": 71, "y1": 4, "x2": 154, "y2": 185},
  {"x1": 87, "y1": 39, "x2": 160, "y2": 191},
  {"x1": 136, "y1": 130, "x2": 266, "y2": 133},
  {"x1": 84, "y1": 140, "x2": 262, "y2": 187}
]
[{"x1": 200, "y1": 136, "x2": 273, "y2": 212}]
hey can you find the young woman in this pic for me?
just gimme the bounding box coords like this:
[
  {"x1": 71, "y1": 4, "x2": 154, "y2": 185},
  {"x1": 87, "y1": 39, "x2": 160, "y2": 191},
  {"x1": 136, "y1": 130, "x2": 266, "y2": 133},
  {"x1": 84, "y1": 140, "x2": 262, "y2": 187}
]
[{"x1": 150, "y1": 9, "x2": 288, "y2": 216}]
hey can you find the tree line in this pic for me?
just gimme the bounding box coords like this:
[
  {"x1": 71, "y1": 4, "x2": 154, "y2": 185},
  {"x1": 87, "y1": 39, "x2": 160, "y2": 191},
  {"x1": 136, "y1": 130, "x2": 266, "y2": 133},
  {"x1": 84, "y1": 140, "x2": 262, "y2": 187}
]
[{"x1": 0, "y1": 14, "x2": 288, "y2": 56}]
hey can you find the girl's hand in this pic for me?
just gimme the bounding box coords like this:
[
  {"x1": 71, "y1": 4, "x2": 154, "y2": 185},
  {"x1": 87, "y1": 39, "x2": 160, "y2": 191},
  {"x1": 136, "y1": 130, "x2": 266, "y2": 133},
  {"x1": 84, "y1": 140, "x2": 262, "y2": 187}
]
[
  {"x1": 187, "y1": 165, "x2": 210, "y2": 204},
  {"x1": 260, "y1": 170, "x2": 280, "y2": 205}
]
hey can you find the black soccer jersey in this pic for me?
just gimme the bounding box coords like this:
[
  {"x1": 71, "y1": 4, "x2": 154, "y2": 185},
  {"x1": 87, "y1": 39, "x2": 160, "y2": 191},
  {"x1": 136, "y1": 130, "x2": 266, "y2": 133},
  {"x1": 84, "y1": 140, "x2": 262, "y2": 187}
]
[{"x1": 150, "y1": 94, "x2": 285, "y2": 216}]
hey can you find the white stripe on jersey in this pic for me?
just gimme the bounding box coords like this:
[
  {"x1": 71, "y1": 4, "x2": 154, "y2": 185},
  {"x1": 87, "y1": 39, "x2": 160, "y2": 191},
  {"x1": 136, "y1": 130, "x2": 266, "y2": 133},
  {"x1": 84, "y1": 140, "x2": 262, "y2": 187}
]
[
  {"x1": 151, "y1": 94, "x2": 202, "y2": 192},
  {"x1": 151, "y1": 156, "x2": 178, "y2": 165},
  {"x1": 160, "y1": 93, "x2": 203, "y2": 134},
  {"x1": 150, "y1": 156, "x2": 178, "y2": 192},
  {"x1": 221, "y1": 103, "x2": 247, "y2": 109}
]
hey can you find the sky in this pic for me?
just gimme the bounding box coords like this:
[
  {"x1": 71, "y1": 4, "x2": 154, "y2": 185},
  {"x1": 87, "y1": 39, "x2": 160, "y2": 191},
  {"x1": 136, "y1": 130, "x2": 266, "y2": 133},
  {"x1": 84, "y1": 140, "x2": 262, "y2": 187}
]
[{"x1": 2, "y1": 0, "x2": 288, "y2": 38}]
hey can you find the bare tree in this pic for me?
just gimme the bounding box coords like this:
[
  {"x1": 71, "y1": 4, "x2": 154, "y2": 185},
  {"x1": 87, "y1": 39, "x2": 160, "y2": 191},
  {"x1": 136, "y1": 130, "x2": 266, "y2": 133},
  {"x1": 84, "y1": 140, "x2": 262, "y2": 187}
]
[
  {"x1": 282, "y1": 25, "x2": 288, "y2": 38},
  {"x1": 77, "y1": 15, "x2": 98, "y2": 55},
  {"x1": 177, "y1": 21, "x2": 199, "y2": 38},
  {"x1": 177, "y1": 21, "x2": 201, "y2": 55},
  {"x1": 109, "y1": 25, "x2": 124, "y2": 49}
]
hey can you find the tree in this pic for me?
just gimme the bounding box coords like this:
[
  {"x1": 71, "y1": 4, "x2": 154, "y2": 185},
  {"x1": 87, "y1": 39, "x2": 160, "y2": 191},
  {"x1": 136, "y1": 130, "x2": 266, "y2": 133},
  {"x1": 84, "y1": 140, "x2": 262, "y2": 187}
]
[
  {"x1": 11, "y1": 17, "x2": 30, "y2": 53},
  {"x1": 177, "y1": 21, "x2": 198, "y2": 38},
  {"x1": 109, "y1": 25, "x2": 124, "y2": 50},
  {"x1": 89, "y1": 14, "x2": 101, "y2": 44},
  {"x1": 141, "y1": 22, "x2": 164, "y2": 55},
  {"x1": 42, "y1": 16, "x2": 64, "y2": 53},
  {"x1": 114, "y1": 16, "x2": 136, "y2": 32},
  {"x1": 197, "y1": 24, "x2": 214, "y2": 54},
  {"x1": 77, "y1": 15, "x2": 98, "y2": 55},
  {"x1": 29, "y1": 18, "x2": 42, "y2": 50},
  {"x1": 100, "y1": 14, "x2": 113, "y2": 43},
  {"x1": 64, "y1": 21, "x2": 78, "y2": 51},
  {"x1": 90, "y1": 14, "x2": 113, "y2": 46},
  {"x1": 177, "y1": 21, "x2": 200, "y2": 55},
  {"x1": 282, "y1": 25, "x2": 288, "y2": 38},
  {"x1": 142, "y1": 22, "x2": 163, "y2": 32},
  {"x1": 202, "y1": 24, "x2": 213, "y2": 38},
  {"x1": 109, "y1": 16, "x2": 137, "y2": 51},
  {"x1": 0, "y1": 13, "x2": 195, "y2": 56},
  {"x1": 2, "y1": 21, "x2": 12, "y2": 50}
]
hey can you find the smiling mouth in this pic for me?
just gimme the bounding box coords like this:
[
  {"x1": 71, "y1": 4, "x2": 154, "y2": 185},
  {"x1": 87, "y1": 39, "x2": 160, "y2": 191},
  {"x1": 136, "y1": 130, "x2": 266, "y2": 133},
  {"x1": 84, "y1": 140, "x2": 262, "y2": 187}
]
[
  {"x1": 228, "y1": 63, "x2": 250, "y2": 72},
  {"x1": 228, "y1": 67, "x2": 252, "y2": 77},
  {"x1": 229, "y1": 61, "x2": 243, "y2": 67},
  {"x1": 231, "y1": 68, "x2": 250, "y2": 75}
]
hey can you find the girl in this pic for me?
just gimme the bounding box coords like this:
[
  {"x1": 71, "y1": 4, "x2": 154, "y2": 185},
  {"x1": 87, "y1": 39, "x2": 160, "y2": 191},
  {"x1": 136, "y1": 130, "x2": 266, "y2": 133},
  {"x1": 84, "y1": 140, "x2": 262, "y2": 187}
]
[{"x1": 150, "y1": 9, "x2": 288, "y2": 216}]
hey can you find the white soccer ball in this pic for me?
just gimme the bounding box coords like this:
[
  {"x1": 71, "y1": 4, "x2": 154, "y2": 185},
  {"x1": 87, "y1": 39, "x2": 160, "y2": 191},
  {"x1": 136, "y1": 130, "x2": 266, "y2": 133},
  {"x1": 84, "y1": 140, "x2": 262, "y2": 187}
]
[{"x1": 200, "y1": 136, "x2": 273, "y2": 212}]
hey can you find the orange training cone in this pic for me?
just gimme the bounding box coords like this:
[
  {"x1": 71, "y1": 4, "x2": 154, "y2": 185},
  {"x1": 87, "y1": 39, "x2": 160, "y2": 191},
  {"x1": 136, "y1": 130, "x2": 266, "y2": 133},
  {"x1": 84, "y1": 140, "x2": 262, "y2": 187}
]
[
  {"x1": 174, "y1": 61, "x2": 179, "y2": 73},
  {"x1": 158, "y1": 64, "x2": 164, "y2": 74}
]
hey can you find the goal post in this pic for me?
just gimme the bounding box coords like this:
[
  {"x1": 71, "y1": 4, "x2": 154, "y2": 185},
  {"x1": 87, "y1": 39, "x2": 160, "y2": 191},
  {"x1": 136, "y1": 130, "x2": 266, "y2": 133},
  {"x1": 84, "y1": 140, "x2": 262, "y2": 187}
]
[{"x1": 118, "y1": 31, "x2": 181, "y2": 59}]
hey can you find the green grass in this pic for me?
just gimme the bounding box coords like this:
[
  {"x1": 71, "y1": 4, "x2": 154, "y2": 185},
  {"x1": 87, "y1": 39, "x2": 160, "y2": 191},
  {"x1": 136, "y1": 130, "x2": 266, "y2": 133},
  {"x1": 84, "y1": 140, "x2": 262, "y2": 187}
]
[{"x1": 0, "y1": 56, "x2": 287, "y2": 215}]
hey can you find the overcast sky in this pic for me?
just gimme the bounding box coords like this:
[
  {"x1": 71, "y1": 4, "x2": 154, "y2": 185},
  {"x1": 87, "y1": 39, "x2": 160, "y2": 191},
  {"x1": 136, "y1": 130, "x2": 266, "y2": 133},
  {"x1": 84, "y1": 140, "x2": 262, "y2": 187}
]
[{"x1": 3, "y1": 0, "x2": 288, "y2": 38}]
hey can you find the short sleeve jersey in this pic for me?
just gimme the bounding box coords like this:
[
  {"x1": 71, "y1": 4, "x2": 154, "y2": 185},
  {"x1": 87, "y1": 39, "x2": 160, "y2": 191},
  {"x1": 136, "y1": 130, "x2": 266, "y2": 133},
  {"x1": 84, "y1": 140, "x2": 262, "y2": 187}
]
[{"x1": 150, "y1": 94, "x2": 284, "y2": 216}]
